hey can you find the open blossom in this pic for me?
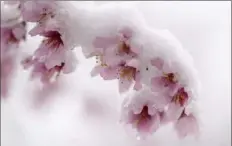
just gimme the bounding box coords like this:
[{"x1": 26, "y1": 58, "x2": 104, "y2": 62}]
[
  {"x1": 91, "y1": 58, "x2": 142, "y2": 93},
  {"x1": 174, "y1": 111, "x2": 199, "y2": 138},
  {"x1": 33, "y1": 29, "x2": 77, "y2": 74},
  {"x1": 150, "y1": 57, "x2": 179, "y2": 95},
  {"x1": 92, "y1": 28, "x2": 138, "y2": 66},
  {"x1": 1, "y1": 21, "x2": 26, "y2": 51},
  {"x1": 21, "y1": 49, "x2": 77, "y2": 84},
  {"x1": 19, "y1": 1, "x2": 78, "y2": 84},
  {"x1": 20, "y1": 1, "x2": 55, "y2": 22},
  {"x1": 91, "y1": 28, "x2": 142, "y2": 93},
  {"x1": 120, "y1": 88, "x2": 164, "y2": 137},
  {"x1": 33, "y1": 30, "x2": 67, "y2": 70},
  {"x1": 161, "y1": 87, "x2": 190, "y2": 123}
]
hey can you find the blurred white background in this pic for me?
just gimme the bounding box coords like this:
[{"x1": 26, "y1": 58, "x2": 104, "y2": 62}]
[{"x1": 1, "y1": 1, "x2": 231, "y2": 146}]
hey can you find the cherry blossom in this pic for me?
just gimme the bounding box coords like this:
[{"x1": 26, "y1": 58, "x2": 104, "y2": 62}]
[
  {"x1": 21, "y1": 50, "x2": 77, "y2": 84},
  {"x1": 174, "y1": 111, "x2": 199, "y2": 138},
  {"x1": 1, "y1": 1, "x2": 201, "y2": 140},
  {"x1": 161, "y1": 87, "x2": 191, "y2": 123},
  {"x1": 91, "y1": 28, "x2": 142, "y2": 93},
  {"x1": 20, "y1": 1, "x2": 55, "y2": 22},
  {"x1": 20, "y1": 1, "x2": 78, "y2": 84},
  {"x1": 150, "y1": 57, "x2": 179, "y2": 96},
  {"x1": 121, "y1": 88, "x2": 164, "y2": 137},
  {"x1": 1, "y1": 21, "x2": 26, "y2": 51}
]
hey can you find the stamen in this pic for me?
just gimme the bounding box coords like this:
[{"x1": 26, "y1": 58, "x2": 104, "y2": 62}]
[
  {"x1": 173, "y1": 88, "x2": 188, "y2": 106},
  {"x1": 119, "y1": 66, "x2": 136, "y2": 80},
  {"x1": 163, "y1": 72, "x2": 176, "y2": 83},
  {"x1": 134, "y1": 106, "x2": 151, "y2": 125},
  {"x1": 118, "y1": 41, "x2": 130, "y2": 54}
]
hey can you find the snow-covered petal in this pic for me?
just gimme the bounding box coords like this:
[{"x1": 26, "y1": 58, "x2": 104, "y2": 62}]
[
  {"x1": 100, "y1": 66, "x2": 118, "y2": 80},
  {"x1": 151, "y1": 57, "x2": 164, "y2": 70},
  {"x1": 119, "y1": 78, "x2": 133, "y2": 93},
  {"x1": 21, "y1": 1, "x2": 55, "y2": 22},
  {"x1": 174, "y1": 113, "x2": 199, "y2": 138},
  {"x1": 93, "y1": 36, "x2": 118, "y2": 49},
  {"x1": 162, "y1": 103, "x2": 184, "y2": 123},
  {"x1": 44, "y1": 46, "x2": 66, "y2": 70},
  {"x1": 133, "y1": 71, "x2": 142, "y2": 91}
]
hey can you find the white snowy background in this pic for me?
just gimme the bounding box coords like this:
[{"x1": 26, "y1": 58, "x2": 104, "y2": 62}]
[{"x1": 1, "y1": 1, "x2": 231, "y2": 146}]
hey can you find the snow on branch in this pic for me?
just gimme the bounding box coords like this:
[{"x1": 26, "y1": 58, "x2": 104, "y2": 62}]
[
  {"x1": 20, "y1": 1, "x2": 78, "y2": 84},
  {"x1": 1, "y1": 1, "x2": 201, "y2": 139}
]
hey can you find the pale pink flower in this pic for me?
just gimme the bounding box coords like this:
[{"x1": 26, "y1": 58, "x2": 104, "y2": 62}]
[
  {"x1": 121, "y1": 89, "x2": 164, "y2": 137},
  {"x1": 117, "y1": 64, "x2": 142, "y2": 93},
  {"x1": 150, "y1": 57, "x2": 179, "y2": 95},
  {"x1": 161, "y1": 87, "x2": 189, "y2": 123},
  {"x1": 92, "y1": 27, "x2": 139, "y2": 66},
  {"x1": 20, "y1": 1, "x2": 55, "y2": 22},
  {"x1": 22, "y1": 58, "x2": 63, "y2": 84},
  {"x1": 33, "y1": 30, "x2": 66, "y2": 69},
  {"x1": 91, "y1": 28, "x2": 142, "y2": 93},
  {"x1": 1, "y1": 21, "x2": 26, "y2": 51},
  {"x1": 21, "y1": 51, "x2": 77, "y2": 84},
  {"x1": 20, "y1": 1, "x2": 78, "y2": 84},
  {"x1": 91, "y1": 59, "x2": 142, "y2": 93},
  {"x1": 174, "y1": 111, "x2": 199, "y2": 138}
]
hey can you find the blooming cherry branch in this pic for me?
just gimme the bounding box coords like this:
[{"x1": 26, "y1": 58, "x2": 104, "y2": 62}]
[
  {"x1": 1, "y1": 1, "x2": 201, "y2": 140},
  {"x1": 20, "y1": 1, "x2": 78, "y2": 84}
]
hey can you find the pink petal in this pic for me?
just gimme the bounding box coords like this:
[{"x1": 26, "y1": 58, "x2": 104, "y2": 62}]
[
  {"x1": 133, "y1": 72, "x2": 142, "y2": 91},
  {"x1": 118, "y1": 27, "x2": 133, "y2": 40},
  {"x1": 34, "y1": 44, "x2": 48, "y2": 59},
  {"x1": 29, "y1": 24, "x2": 45, "y2": 36},
  {"x1": 99, "y1": 66, "x2": 118, "y2": 80},
  {"x1": 163, "y1": 103, "x2": 184, "y2": 122},
  {"x1": 134, "y1": 82, "x2": 142, "y2": 91},
  {"x1": 40, "y1": 69, "x2": 56, "y2": 84},
  {"x1": 151, "y1": 77, "x2": 164, "y2": 92},
  {"x1": 149, "y1": 114, "x2": 161, "y2": 133},
  {"x1": 152, "y1": 95, "x2": 170, "y2": 111},
  {"x1": 21, "y1": 1, "x2": 54, "y2": 22},
  {"x1": 45, "y1": 47, "x2": 66, "y2": 70},
  {"x1": 151, "y1": 57, "x2": 164, "y2": 70},
  {"x1": 103, "y1": 47, "x2": 123, "y2": 66},
  {"x1": 93, "y1": 36, "x2": 118, "y2": 49},
  {"x1": 21, "y1": 55, "x2": 34, "y2": 69},
  {"x1": 130, "y1": 46, "x2": 141, "y2": 55},
  {"x1": 126, "y1": 58, "x2": 140, "y2": 69},
  {"x1": 136, "y1": 118, "x2": 153, "y2": 133},
  {"x1": 174, "y1": 114, "x2": 199, "y2": 138},
  {"x1": 12, "y1": 24, "x2": 26, "y2": 40},
  {"x1": 118, "y1": 78, "x2": 133, "y2": 93}
]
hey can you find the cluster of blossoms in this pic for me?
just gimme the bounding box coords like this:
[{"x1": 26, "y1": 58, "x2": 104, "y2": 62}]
[
  {"x1": 90, "y1": 30, "x2": 200, "y2": 138},
  {"x1": 1, "y1": 2, "x2": 27, "y2": 98},
  {"x1": 90, "y1": 28, "x2": 142, "y2": 93},
  {"x1": 86, "y1": 13, "x2": 200, "y2": 138},
  {"x1": 20, "y1": 1, "x2": 78, "y2": 85},
  {"x1": 1, "y1": 1, "x2": 201, "y2": 140}
]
